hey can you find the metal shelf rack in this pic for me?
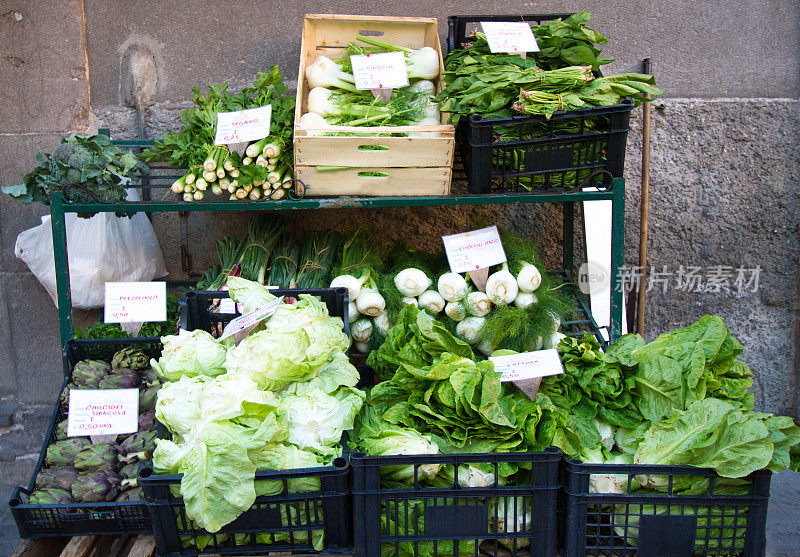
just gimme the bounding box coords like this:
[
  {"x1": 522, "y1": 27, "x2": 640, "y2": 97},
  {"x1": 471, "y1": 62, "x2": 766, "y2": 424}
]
[{"x1": 48, "y1": 135, "x2": 625, "y2": 347}]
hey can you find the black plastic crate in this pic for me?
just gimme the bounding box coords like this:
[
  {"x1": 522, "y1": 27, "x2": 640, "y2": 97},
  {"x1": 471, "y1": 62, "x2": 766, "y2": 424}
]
[
  {"x1": 352, "y1": 448, "x2": 561, "y2": 556},
  {"x1": 179, "y1": 288, "x2": 349, "y2": 340},
  {"x1": 139, "y1": 454, "x2": 352, "y2": 556},
  {"x1": 446, "y1": 14, "x2": 634, "y2": 194},
  {"x1": 9, "y1": 337, "x2": 162, "y2": 538},
  {"x1": 559, "y1": 459, "x2": 772, "y2": 556}
]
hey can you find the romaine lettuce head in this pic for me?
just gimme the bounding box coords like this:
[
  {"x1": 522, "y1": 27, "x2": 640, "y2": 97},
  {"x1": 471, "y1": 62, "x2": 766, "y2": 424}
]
[
  {"x1": 226, "y1": 276, "x2": 277, "y2": 314},
  {"x1": 224, "y1": 329, "x2": 323, "y2": 391},
  {"x1": 279, "y1": 387, "x2": 365, "y2": 454},
  {"x1": 353, "y1": 406, "x2": 440, "y2": 483},
  {"x1": 152, "y1": 329, "x2": 228, "y2": 381}
]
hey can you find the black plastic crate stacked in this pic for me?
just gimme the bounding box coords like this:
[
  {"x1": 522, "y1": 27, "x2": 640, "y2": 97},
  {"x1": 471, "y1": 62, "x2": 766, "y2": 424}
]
[
  {"x1": 352, "y1": 448, "x2": 561, "y2": 556},
  {"x1": 9, "y1": 337, "x2": 161, "y2": 538},
  {"x1": 559, "y1": 459, "x2": 772, "y2": 556},
  {"x1": 139, "y1": 287, "x2": 354, "y2": 555},
  {"x1": 447, "y1": 15, "x2": 634, "y2": 194}
]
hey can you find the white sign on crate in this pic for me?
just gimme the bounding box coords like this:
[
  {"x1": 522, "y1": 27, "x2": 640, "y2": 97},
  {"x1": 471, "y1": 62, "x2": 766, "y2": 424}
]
[
  {"x1": 442, "y1": 226, "x2": 507, "y2": 273},
  {"x1": 480, "y1": 21, "x2": 540, "y2": 54},
  {"x1": 219, "y1": 297, "x2": 284, "y2": 340},
  {"x1": 490, "y1": 349, "x2": 564, "y2": 382},
  {"x1": 67, "y1": 389, "x2": 140, "y2": 437},
  {"x1": 104, "y1": 282, "x2": 167, "y2": 323},
  {"x1": 350, "y1": 51, "x2": 410, "y2": 90},
  {"x1": 214, "y1": 104, "x2": 272, "y2": 145}
]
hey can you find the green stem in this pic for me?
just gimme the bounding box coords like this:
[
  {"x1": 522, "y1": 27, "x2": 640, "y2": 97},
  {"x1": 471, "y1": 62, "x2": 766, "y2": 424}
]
[{"x1": 356, "y1": 35, "x2": 412, "y2": 54}]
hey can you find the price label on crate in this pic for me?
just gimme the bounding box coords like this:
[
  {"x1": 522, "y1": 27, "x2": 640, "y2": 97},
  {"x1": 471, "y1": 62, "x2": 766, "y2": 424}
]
[
  {"x1": 67, "y1": 389, "x2": 140, "y2": 437},
  {"x1": 480, "y1": 21, "x2": 540, "y2": 54},
  {"x1": 214, "y1": 104, "x2": 272, "y2": 145},
  {"x1": 219, "y1": 296, "x2": 284, "y2": 341},
  {"x1": 490, "y1": 349, "x2": 564, "y2": 382},
  {"x1": 350, "y1": 52, "x2": 409, "y2": 91},
  {"x1": 442, "y1": 226, "x2": 507, "y2": 273},
  {"x1": 104, "y1": 282, "x2": 166, "y2": 323}
]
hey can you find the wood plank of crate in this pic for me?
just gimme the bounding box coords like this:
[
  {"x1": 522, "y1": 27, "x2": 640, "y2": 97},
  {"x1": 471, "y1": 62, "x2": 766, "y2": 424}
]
[
  {"x1": 295, "y1": 166, "x2": 451, "y2": 196},
  {"x1": 123, "y1": 536, "x2": 156, "y2": 557},
  {"x1": 11, "y1": 538, "x2": 69, "y2": 557},
  {"x1": 295, "y1": 136, "x2": 454, "y2": 167},
  {"x1": 58, "y1": 536, "x2": 100, "y2": 557}
]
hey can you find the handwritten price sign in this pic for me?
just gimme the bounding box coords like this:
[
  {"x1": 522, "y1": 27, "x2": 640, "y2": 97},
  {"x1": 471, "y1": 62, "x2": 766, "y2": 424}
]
[
  {"x1": 490, "y1": 349, "x2": 564, "y2": 382},
  {"x1": 350, "y1": 51, "x2": 409, "y2": 91},
  {"x1": 480, "y1": 21, "x2": 540, "y2": 54},
  {"x1": 67, "y1": 389, "x2": 139, "y2": 437},
  {"x1": 104, "y1": 282, "x2": 166, "y2": 323},
  {"x1": 219, "y1": 296, "x2": 284, "y2": 341},
  {"x1": 214, "y1": 104, "x2": 272, "y2": 145},
  {"x1": 442, "y1": 226, "x2": 507, "y2": 273}
]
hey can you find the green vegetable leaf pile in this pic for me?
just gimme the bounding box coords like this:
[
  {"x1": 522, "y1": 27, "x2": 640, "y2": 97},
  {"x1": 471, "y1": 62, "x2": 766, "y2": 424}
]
[
  {"x1": 3, "y1": 133, "x2": 148, "y2": 217},
  {"x1": 143, "y1": 65, "x2": 295, "y2": 173}
]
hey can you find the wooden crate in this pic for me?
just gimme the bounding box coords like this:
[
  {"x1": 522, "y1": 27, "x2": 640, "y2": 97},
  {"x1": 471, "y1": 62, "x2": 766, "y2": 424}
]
[{"x1": 294, "y1": 14, "x2": 455, "y2": 197}]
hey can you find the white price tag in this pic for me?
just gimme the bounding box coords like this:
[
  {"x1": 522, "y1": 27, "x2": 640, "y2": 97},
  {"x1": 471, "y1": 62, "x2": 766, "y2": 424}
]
[
  {"x1": 214, "y1": 104, "x2": 272, "y2": 145},
  {"x1": 350, "y1": 52, "x2": 409, "y2": 91},
  {"x1": 219, "y1": 298, "x2": 237, "y2": 314},
  {"x1": 104, "y1": 282, "x2": 166, "y2": 324},
  {"x1": 67, "y1": 389, "x2": 139, "y2": 437},
  {"x1": 219, "y1": 296, "x2": 284, "y2": 340},
  {"x1": 490, "y1": 349, "x2": 564, "y2": 382},
  {"x1": 442, "y1": 226, "x2": 507, "y2": 273},
  {"x1": 480, "y1": 21, "x2": 540, "y2": 54}
]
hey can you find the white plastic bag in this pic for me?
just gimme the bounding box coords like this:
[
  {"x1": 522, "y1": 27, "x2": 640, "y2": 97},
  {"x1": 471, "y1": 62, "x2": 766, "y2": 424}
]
[{"x1": 14, "y1": 191, "x2": 167, "y2": 309}]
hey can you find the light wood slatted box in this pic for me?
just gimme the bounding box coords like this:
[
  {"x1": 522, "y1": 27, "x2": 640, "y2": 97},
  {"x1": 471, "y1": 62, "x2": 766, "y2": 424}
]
[{"x1": 294, "y1": 14, "x2": 455, "y2": 196}]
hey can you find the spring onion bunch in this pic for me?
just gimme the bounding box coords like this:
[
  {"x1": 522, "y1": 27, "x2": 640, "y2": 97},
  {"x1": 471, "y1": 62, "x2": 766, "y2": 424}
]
[
  {"x1": 145, "y1": 66, "x2": 295, "y2": 201},
  {"x1": 294, "y1": 231, "x2": 342, "y2": 289},
  {"x1": 265, "y1": 232, "x2": 301, "y2": 288}
]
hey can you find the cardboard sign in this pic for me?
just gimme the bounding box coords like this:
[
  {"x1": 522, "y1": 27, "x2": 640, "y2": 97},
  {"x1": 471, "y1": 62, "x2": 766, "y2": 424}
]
[
  {"x1": 351, "y1": 52, "x2": 409, "y2": 91},
  {"x1": 490, "y1": 349, "x2": 564, "y2": 382},
  {"x1": 442, "y1": 226, "x2": 507, "y2": 273},
  {"x1": 219, "y1": 296, "x2": 284, "y2": 340},
  {"x1": 480, "y1": 21, "x2": 540, "y2": 54},
  {"x1": 67, "y1": 389, "x2": 139, "y2": 437},
  {"x1": 214, "y1": 104, "x2": 272, "y2": 145},
  {"x1": 104, "y1": 282, "x2": 166, "y2": 323}
]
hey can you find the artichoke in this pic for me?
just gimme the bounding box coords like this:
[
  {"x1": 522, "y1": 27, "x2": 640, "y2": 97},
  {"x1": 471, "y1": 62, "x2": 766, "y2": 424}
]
[
  {"x1": 35, "y1": 466, "x2": 79, "y2": 491},
  {"x1": 98, "y1": 370, "x2": 140, "y2": 389},
  {"x1": 72, "y1": 470, "x2": 121, "y2": 502},
  {"x1": 27, "y1": 487, "x2": 73, "y2": 505},
  {"x1": 72, "y1": 359, "x2": 111, "y2": 388},
  {"x1": 55, "y1": 419, "x2": 68, "y2": 441},
  {"x1": 139, "y1": 384, "x2": 159, "y2": 412},
  {"x1": 119, "y1": 430, "x2": 156, "y2": 461},
  {"x1": 140, "y1": 367, "x2": 160, "y2": 385},
  {"x1": 118, "y1": 461, "x2": 139, "y2": 481},
  {"x1": 74, "y1": 443, "x2": 118, "y2": 472},
  {"x1": 46, "y1": 438, "x2": 91, "y2": 467},
  {"x1": 111, "y1": 347, "x2": 149, "y2": 371},
  {"x1": 115, "y1": 486, "x2": 143, "y2": 502},
  {"x1": 138, "y1": 410, "x2": 155, "y2": 432}
]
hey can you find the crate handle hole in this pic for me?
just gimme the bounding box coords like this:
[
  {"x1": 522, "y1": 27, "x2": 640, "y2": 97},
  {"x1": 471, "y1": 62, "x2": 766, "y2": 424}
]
[
  {"x1": 138, "y1": 466, "x2": 154, "y2": 480},
  {"x1": 358, "y1": 145, "x2": 389, "y2": 151},
  {"x1": 333, "y1": 457, "x2": 348, "y2": 470},
  {"x1": 357, "y1": 171, "x2": 389, "y2": 179},
  {"x1": 359, "y1": 30, "x2": 384, "y2": 36}
]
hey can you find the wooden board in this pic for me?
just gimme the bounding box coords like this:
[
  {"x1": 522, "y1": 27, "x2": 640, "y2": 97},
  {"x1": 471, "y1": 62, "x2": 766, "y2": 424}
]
[
  {"x1": 294, "y1": 14, "x2": 455, "y2": 196},
  {"x1": 295, "y1": 166, "x2": 450, "y2": 196},
  {"x1": 295, "y1": 135, "x2": 454, "y2": 167}
]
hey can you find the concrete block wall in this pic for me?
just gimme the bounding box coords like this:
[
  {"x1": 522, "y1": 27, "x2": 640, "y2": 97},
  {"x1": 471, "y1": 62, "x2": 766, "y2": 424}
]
[{"x1": 0, "y1": 4, "x2": 798, "y2": 542}]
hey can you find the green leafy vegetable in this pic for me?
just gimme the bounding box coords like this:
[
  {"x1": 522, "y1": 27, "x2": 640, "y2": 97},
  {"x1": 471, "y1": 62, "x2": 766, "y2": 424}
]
[{"x1": 3, "y1": 133, "x2": 148, "y2": 217}]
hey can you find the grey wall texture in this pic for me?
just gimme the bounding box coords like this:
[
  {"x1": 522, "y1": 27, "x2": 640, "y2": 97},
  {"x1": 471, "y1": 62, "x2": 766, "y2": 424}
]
[{"x1": 0, "y1": 2, "x2": 798, "y2": 550}]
